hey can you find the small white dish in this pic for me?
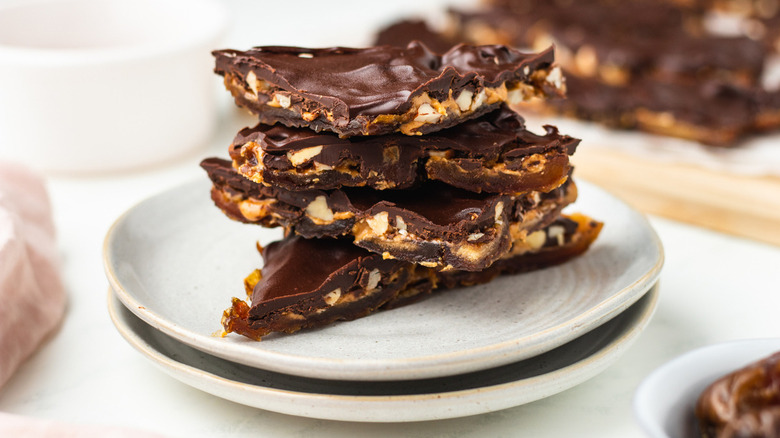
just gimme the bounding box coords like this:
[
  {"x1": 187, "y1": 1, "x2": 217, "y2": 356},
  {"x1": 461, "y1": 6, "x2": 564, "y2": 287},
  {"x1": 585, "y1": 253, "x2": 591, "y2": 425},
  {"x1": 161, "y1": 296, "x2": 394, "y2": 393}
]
[
  {"x1": 634, "y1": 338, "x2": 780, "y2": 438},
  {"x1": 108, "y1": 284, "x2": 659, "y2": 422},
  {"x1": 0, "y1": 0, "x2": 227, "y2": 173},
  {"x1": 103, "y1": 178, "x2": 663, "y2": 381}
]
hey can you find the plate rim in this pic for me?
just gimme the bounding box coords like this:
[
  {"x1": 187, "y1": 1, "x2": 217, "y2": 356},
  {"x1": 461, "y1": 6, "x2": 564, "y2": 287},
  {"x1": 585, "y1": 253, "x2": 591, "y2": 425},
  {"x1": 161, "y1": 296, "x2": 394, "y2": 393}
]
[
  {"x1": 103, "y1": 178, "x2": 664, "y2": 381},
  {"x1": 108, "y1": 283, "x2": 660, "y2": 422}
]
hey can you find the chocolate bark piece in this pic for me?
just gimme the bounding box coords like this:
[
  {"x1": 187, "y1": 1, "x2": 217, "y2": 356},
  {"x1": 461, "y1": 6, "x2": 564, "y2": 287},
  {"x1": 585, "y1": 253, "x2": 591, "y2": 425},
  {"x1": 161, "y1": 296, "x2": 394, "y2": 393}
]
[
  {"x1": 201, "y1": 158, "x2": 576, "y2": 271},
  {"x1": 375, "y1": 17, "x2": 780, "y2": 145},
  {"x1": 221, "y1": 237, "x2": 412, "y2": 341},
  {"x1": 544, "y1": 74, "x2": 780, "y2": 147},
  {"x1": 374, "y1": 19, "x2": 459, "y2": 55},
  {"x1": 222, "y1": 214, "x2": 603, "y2": 341},
  {"x1": 447, "y1": 2, "x2": 765, "y2": 86},
  {"x1": 695, "y1": 351, "x2": 780, "y2": 438},
  {"x1": 230, "y1": 106, "x2": 578, "y2": 194},
  {"x1": 385, "y1": 212, "x2": 604, "y2": 308},
  {"x1": 213, "y1": 42, "x2": 564, "y2": 137},
  {"x1": 759, "y1": 14, "x2": 780, "y2": 53}
]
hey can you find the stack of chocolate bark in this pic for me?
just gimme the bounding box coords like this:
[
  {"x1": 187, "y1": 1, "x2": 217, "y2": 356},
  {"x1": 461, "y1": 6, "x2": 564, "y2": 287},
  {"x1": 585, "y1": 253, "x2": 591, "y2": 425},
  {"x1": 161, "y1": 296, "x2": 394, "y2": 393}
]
[
  {"x1": 201, "y1": 42, "x2": 602, "y2": 340},
  {"x1": 376, "y1": 0, "x2": 780, "y2": 146}
]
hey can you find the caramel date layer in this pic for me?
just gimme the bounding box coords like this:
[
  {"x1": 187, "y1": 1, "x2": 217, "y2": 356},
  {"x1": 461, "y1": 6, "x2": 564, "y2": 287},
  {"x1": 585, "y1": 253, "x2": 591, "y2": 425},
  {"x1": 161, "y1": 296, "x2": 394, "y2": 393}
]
[
  {"x1": 696, "y1": 351, "x2": 780, "y2": 438},
  {"x1": 213, "y1": 42, "x2": 563, "y2": 137},
  {"x1": 222, "y1": 214, "x2": 603, "y2": 341},
  {"x1": 201, "y1": 158, "x2": 576, "y2": 271},
  {"x1": 230, "y1": 106, "x2": 578, "y2": 193}
]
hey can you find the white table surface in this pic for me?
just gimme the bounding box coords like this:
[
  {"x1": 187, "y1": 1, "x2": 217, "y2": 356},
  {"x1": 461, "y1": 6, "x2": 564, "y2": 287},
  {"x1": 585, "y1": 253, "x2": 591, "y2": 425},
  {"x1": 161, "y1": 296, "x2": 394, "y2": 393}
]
[{"x1": 2, "y1": 1, "x2": 780, "y2": 436}]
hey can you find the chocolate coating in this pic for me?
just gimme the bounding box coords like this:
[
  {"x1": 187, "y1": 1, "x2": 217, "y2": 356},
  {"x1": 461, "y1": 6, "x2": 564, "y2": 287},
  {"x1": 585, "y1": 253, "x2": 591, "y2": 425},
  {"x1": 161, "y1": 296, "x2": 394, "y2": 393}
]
[
  {"x1": 221, "y1": 214, "x2": 603, "y2": 340},
  {"x1": 213, "y1": 41, "x2": 562, "y2": 136},
  {"x1": 549, "y1": 74, "x2": 778, "y2": 146},
  {"x1": 201, "y1": 157, "x2": 576, "y2": 270},
  {"x1": 231, "y1": 105, "x2": 578, "y2": 193},
  {"x1": 250, "y1": 237, "x2": 408, "y2": 322}
]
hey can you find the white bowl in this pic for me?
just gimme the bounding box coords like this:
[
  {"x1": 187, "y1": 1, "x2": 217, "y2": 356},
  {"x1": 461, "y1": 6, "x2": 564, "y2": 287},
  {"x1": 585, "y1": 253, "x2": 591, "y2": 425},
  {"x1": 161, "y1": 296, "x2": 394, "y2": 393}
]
[
  {"x1": 633, "y1": 338, "x2": 780, "y2": 438},
  {"x1": 0, "y1": 0, "x2": 228, "y2": 173}
]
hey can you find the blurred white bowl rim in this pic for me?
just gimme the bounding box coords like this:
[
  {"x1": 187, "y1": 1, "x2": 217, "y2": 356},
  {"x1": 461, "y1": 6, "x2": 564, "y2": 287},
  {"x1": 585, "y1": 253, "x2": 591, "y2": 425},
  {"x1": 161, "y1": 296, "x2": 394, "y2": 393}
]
[{"x1": 0, "y1": 0, "x2": 229, "y2": 173}]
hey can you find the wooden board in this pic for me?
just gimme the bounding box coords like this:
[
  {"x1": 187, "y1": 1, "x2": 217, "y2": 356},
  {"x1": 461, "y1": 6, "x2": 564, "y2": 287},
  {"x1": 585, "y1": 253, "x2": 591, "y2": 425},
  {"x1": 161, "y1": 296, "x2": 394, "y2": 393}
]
[{"x1": 571, "y1": 146, "x2": 780, "y2": 246}]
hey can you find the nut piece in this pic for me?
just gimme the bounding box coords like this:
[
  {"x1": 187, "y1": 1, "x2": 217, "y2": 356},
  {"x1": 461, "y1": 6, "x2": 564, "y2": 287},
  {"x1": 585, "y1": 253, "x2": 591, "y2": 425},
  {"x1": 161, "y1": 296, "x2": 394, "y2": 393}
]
[
  {"x1": 414, "y1": 103, "x2": 443, "y2": 123},
  {"x1": 546, "y1": 66, "x2": 564, "y2": 90},
  {"x1": 245, "y1": 71, "x2": 260, "y2": 95},
  {"x1": 366, "y1": 269, "x2": 381, "y2": 291},
  {"x1": 395, "y1": 216, "x2": 407, "y2": 234},
  {"x1": 522, "y1": 154, "x2": 547, "y2": 173},
  {"x1": 548, "y1": 225, "x2": 566, "y2": 246},
  {"x1": 473, "y1": 89, "x2": 487, "y2": 109},
  {"x1": 455, "y1": 90, "x2": 474, "y2": 112},
  {"x1": 526, "y1": 229, "x2": 547, "y2": 250},
  {"x1": 323, "y1": 288, "x2": 341, "y2": 306},
  {"x1": 494, "y1": 201, "x2": 505, "y2": 223},
  {"x1": 287, "y1": 146, "x2": 323, "y2": 166},
  {"x1": 507, "y1": 87, "x2": 524, "y2": 105},
  {"x1": 238, "y1": 199, "x2": 274, "y2": 221},
  {"x1": 366, "y1": 212, "x2": 390, "y2": 235},
  {"x1": 305, "y1": 196, "x2": 335, "y2": 223},
  {"x1": 467, "y1": 232, "x2": 485, "y2": 241},
  {"x1": 275, "y1": 93, "x2": 292, "y2": 109}
]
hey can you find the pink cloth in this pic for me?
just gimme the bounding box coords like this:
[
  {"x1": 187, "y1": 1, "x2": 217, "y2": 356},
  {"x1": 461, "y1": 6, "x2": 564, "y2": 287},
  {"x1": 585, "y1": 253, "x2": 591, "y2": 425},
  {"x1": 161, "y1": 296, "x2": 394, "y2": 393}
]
[
  {"x1": 0, "y1": 163, "x2": 65, "y2": 389},
  {"x1": 0, "y1": 164, "x2": 168, "y2": 436},
  {"x1": 0, "y1": 412, "x2": 167, "y2": 438}
]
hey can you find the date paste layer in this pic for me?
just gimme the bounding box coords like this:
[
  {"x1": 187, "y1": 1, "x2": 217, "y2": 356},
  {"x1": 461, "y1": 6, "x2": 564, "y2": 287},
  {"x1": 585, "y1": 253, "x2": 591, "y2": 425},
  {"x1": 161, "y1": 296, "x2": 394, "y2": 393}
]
[{"x1": 213, "y1": 41, "x2": 564, "y2": 137}]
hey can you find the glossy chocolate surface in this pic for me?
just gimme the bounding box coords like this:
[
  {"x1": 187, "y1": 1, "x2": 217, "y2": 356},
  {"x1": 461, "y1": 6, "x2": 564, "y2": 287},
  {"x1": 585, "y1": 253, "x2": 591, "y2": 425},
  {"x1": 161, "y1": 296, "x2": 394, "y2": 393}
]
[
  {"x1": 222, "y1": 214, "x2": 603, "y2": 340},
  {"x1": 250, "y1": 237, "x2": 405, "y2": 317},
  {"x1": 213, "y1": 42, "x2": 559, "y2": 136}
]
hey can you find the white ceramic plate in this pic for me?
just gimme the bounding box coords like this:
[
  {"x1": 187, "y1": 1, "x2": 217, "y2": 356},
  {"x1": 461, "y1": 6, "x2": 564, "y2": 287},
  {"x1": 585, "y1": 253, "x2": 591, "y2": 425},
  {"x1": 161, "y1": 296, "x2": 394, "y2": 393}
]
[
  {"x1": 109, "y1": 283, "x2": 659, "y2": 422},
  {"x1": 634, "y1": 338, "x2": 780, "y2": 438},
  {"x1": 103, "y1": 178, "x2": 663, "y2": 381}
]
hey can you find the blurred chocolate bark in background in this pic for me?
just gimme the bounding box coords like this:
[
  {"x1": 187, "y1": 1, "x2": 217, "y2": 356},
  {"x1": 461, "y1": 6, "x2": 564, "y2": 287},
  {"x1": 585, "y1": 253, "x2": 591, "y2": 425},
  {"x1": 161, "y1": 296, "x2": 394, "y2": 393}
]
[{"x1": 375, "y1": 0, "x2": 780, "y2": 146}]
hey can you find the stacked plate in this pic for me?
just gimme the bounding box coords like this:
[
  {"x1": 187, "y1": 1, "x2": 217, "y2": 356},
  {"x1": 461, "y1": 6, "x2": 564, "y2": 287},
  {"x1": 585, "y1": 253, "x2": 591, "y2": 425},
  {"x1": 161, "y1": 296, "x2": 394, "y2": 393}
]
[{"x1": 103, "y1": 178, "x2": 663, "y2": 422}]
